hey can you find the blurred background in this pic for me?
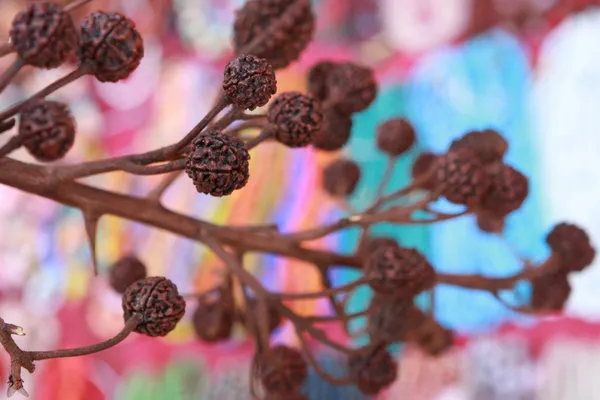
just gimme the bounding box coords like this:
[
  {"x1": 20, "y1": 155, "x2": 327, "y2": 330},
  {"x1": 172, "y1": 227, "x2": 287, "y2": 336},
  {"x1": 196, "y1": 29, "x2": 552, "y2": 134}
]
[{"x1": 1, "y1": 0, "x2": 600, "y2": 398}]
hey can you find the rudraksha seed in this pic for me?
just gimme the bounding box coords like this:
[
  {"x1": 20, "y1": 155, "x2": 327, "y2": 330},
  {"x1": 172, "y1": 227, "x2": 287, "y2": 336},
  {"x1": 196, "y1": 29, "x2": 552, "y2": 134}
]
[
  {"x1": 376, "y1": 118, "x2": 416, "y2": 157},
  {"x1": 531, "y1": 270, "x2": 571, "y2": 311},
  {"x1": 414, "y1": 319, "x2": 454, "y2": 357},
  {"x1": 480, "y1": 164, "x2": 529, "y2": 217},
  {"x1": 78, "y1": 11, "x2": 144, "y2": 82},
  {"x1": 365, "y1": 245, "x2": 436, "y2": 299},
  {"x1": 122, "y1": 276, "x2": 186, "y2": 337},
  {"x1": 19, "y1": 100, "x2": 76, "y2": 162},
  {"x1": 367, "y1": 297, "x2": 416, "y2": 342},
  {"x1": 411, "y1": 151, "x2": 438, "y2": 190},
  {"x1": 260, "y1": 346, "x2": 308, "y2": 395},
  {"x1": 312, "y1": 107, "x2": 353, "y2": 151},
  {"x1": 433, "y1": 149, "x2": 491, "y2": 206},
  {"x1": 192, "y1": 297, "x2": 235, "y2": 343},
  {"x1": 10, "y1": 2, "x2": 78, "y2": 69},
  {"x1": 307, "y1": 61, "x2": 336, "y2": 101},
  {"x1": 358, "y1": 236, "x2": 399, "y2": 261},
  {"x1": 223, "y1": 54, "x2": 277, "y2": 110},
  {"x1": 449, "y1": 129, "x2": 508, "y2": 165},
  {"x1": 233, "y1": 0, "x2": 315, "y2": 70},
  {"x1": 185, "y1": 131, "x2": 250, "y2": 197},
  {"x1": 268, "y1": 92, "x2": 323, "y2": 148},
  {"x1": 546, "y1": 223, "x2": 596, "y2": 272},
  {"x1": 108, "y1": 256, "x2": 147, "y2": 294},
  {"x1": 322, "y1": 159, "x2": 361, "y2": 197},
  {"x1": 243, "y1": 298, "x2": 282, "y2": 334},
  {"x1": 327, "y1": 62, "x2": 377, "y2": 114},
  {"x1": 348, "y1": 347, "x2": 398, "y2": 395}
]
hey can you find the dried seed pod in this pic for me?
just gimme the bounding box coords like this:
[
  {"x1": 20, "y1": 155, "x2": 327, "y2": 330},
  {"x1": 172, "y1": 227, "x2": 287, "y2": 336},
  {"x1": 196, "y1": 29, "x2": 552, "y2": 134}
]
[
  {"x1": 358, "y1": 236, "x2": 399, "y2": 261},
  {"x1": 546, "y1": 223, "x2": 595, "y2": 272},
  {"x1": 268, "y1": 92, "x2": 323, "y2": 148},
  {"x1": 367, "y1": 296, "x2": 418, "y2": 342},
  {"x1": 122, "y1": 276, "x2": 186, "y2": 337},
  {"x1": 327, "y1": 62, "x2": 377, "y2": 114},
  {"x1": 433, "y1": 149, "x2": 491, "y2": 206},
  {"x1": 79, "y1": 11, "x2": 144, "y2": 82},
  {"x1": 19, "y1": 99, "x2": 75, "y2": 162},
  {"x1": 413, "y1": 318, "x2": 454, "y2": 357},
  {"x1": 376, "y1": 118, "x2": 416, "y2": 157},
  {"x1": 411, "y1": 151, "x2": 438, "y2": 190},
  {"x1": 10, "y1": 2, "x2": 78, "y2": 68},
  {"x1": 109, "y1": 256, "x2": 147, "y2": 294},
  {"x1": 307, "y1": 61, "x2": 336, "y2": 101},
  {"x1": 365, "y1": 245, "x2": 436, "y2": 299},
  {"x1": 192, "y1": 295, "x2": 235, "y2": 343},
  {"x1": 223, "y1": 54, "x2": 277, "y2": 110},
  {"x1": 312, "y1": 107, "x2": 353, "y2": 151},
  {"x1": 185, "y1": 131, "x2": 250, "y2": 197},
  {"x1": 259, "y1": 345, "x2": 308, "y2": 395},
  {"x1": 449, "y1": 129, "x2": 508, "y2": 165},
  {"x1": 242, "y1": 298, "x2": 282, "y2": 334},
  {"x1": 322, "y1": 158, "x2": 361, "y2": 197},
  {"x1": 348, "y1": 347, "x2": 398, "y2": 395},
  {"x1": 480, "y1": 164, "x2": 529, "y2": 217},
  {"x1": 531, "y1": 269, "x2": 571, "y2": 311},
  {"x1": 233, "y1": 0, "x2": 315, "y2": 69}
]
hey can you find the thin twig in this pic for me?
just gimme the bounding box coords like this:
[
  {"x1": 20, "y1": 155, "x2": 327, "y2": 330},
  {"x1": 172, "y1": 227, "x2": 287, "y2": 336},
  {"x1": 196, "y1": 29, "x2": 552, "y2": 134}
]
[
  {"x1": 29, "y1": 314, "x2": 142, "y2": 360},
  {"x1": 269, "y1": 277, "x2": 367, "y2": 300},
  {"x1": 0, "y1": 44, "x2": 14, "y2": 58},
  {"x1": 146, "y1": 171, "x2": 183, "y2": 203},
  {"x1": 245, "y1": 129, "x2": 272, "y2": 149},
  {"x1": 0, "y1": 67, "x2": 89, "y2": 122},
  {"x1": 0, "y1": 58, "x2": 24, "y2": 94},
  {"x1": 64, "y1": 0, "x2": 95, "y2": 12}
]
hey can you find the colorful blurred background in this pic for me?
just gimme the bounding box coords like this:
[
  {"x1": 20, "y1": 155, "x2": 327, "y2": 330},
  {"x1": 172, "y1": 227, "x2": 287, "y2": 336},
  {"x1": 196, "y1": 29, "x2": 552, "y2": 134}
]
[{"x1": 1, "y1": 0, "x2": 600, "y2": 398}]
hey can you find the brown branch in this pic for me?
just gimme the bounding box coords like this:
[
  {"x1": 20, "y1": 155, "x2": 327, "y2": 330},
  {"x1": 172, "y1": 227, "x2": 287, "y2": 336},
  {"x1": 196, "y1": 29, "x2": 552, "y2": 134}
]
[
  {"x1": 297, "y1": 330, "x2": 353, "y2": 386},
  {"x1": 64, "y1": 0, "x2": 95, "y2": 12},
  {"x1": 0, "y1": 157, "x2": 360, "y2": 267},
  {"x1": 0, "y1": 67, "x2": 89, "y2": 122},
  {"x1": 245, "y1": 129, "x2": 272, "y2": 149},
  {"x1": 28, "y1": 314, "x2": 142, "y2": 361},
  {"x1": 0, "y1": 44, "x2": 14, "y2": 59},
  {"x1": 0, "y1": 59, "x2": 24, "y2": 95},
  {"x1": 146, "y1": 171, "x2": 183, "y2": 203},
  {"x1": 269, "y1": 277, "x2": 367, "y2": 300}
]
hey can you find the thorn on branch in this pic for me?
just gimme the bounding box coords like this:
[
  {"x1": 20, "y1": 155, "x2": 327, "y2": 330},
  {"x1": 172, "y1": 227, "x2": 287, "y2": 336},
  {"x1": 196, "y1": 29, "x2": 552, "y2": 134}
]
[{"x1": 82, "y1": 210, "x2": 101, "y2": 275}]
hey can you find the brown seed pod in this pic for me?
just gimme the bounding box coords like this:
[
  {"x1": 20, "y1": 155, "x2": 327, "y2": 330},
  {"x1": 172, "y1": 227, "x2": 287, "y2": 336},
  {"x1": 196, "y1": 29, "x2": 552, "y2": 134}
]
[
  {"x1": 108, "y1": 255, "x2": 147, "y2": 294},
  {"x1": 433, "y1": 149, "x2": 491, "y2": 206},
  {"x1": 241, "y1": 298, "x2": 282, "y2": 334},
  {"x1": 78, "y1": 11, "x2": 144, "y2": 82},
  {"x1": 364, "y1": 245, "x2": 436, "y2": 299},
  {"x1": 312, "y1": 107, "x2": 353, "y2": 151},
  {"x1": 10, "y1": 2, "x2": 78, "y2": 69},
  {"x1": 327, "y1": 62, "x2": 377, "y2": 114},
  {"x1": 268, "y1": 92, "x2": 323, "y2": 148},
  {"x1": 531, "y1": 269, "x2": 571, "y2": 311},
  {"x1": 259, "y1": 345, "x2": 308, "y2": 395},
  {"x1": 480, "y1": 164, "x2": 529, "y2": 217},
  {"x1": 412, "y1": 318, "x2": 454, "y2": 357},
  {"x1": 348, "y1": 347, "x2": 398, "y2": 395},
  {"x1": 223, "y1": 54, "x2": 277, "y2": 110},
  {"x1": 185, "y1": 131, "x2": 250, "y2": 197},
  {"x1": 307, "y1": 61, "x2": 336, "y2": 102},
  {"x1": 376, "y1": 118, "x2": 416, "y2": 157},
  {"x1": 449, "y1": 129, "x2": 508, "y2": 165},
  {"x1": 19, "y1": 99, "x2": 76, "y2": 162},
  {"x1": 233, "y1": 0, "x2": 315, "y2": 69},
  {"x1": 411, "y1": 151, "x2": 438, "y2": 190},
  {"x1": 367, "y1": 296, "x2": 419, "y2": 343},
  {"x1": 322, "y1": 158, "x2": 361, "y2": 197},
  {"x1": 358, "y1": 236, "x2": 399, "y2": 261},
  {"x1": 192, "y1": 294, "x2": 235, "y2": 343},
  {"x1": 122, "y1": 276, "x2": 186, "y2": 337},
  {"x1": 546, "y1": 223, "x2": 595, "y2": 272}
]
